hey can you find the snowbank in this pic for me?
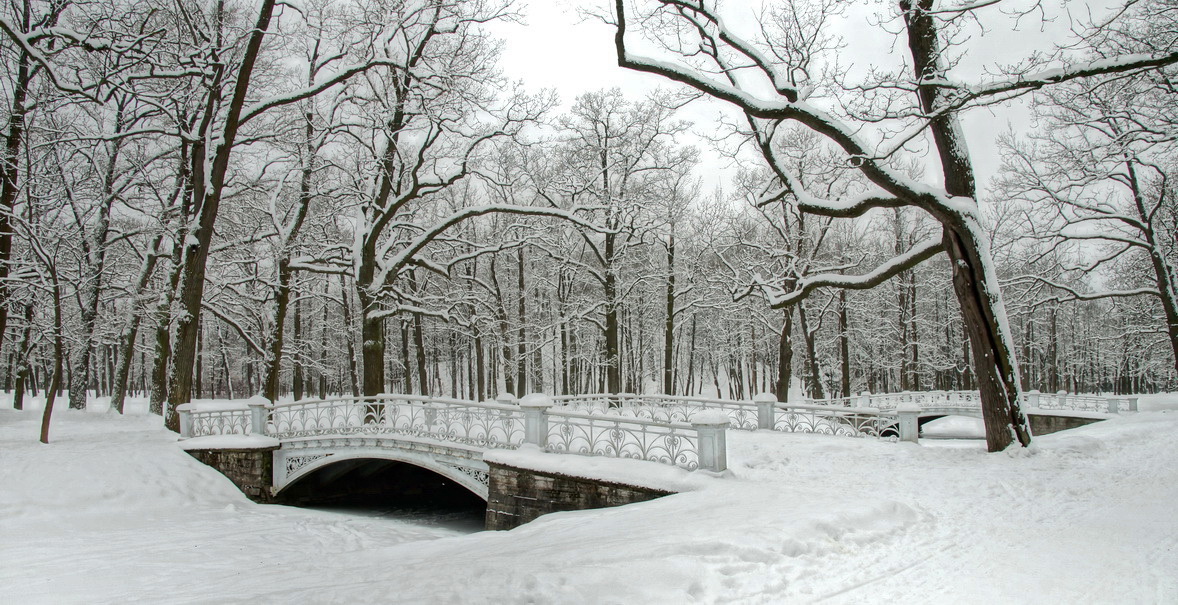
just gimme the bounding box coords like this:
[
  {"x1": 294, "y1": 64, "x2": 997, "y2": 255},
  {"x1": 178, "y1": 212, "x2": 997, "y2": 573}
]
[
  {"x1": 2, "y1": 394, "x2": 1176, "y2": 603},
  {"x1": 178, "y1": 434, "x2": 280, "y2": 450}
]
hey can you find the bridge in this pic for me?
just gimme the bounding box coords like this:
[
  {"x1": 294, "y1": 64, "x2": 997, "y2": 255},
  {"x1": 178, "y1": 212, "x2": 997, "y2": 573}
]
[{"x1": 177, "y1": 390, "x2": 1133, "y2": 527}]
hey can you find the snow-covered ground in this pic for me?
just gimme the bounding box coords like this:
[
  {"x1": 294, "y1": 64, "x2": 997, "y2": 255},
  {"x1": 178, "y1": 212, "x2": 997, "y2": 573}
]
[{"x1": 2, "y1": 394, "x2": 1176, "y2": 604}]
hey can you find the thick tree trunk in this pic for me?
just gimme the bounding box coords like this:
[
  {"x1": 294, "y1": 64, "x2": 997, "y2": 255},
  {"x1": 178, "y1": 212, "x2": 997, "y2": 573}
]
[
  {"x1": 797, "y1": 303, "x2": 825, "y2": 400},
  {"x1": 338, "y1": 275, "x2": 360, "y2": 397},
  {"x1": 604, "y1": 261, "x2": 621, "y2": 394},
  {"x1": 165, "y1": 0, "x2": 279, "y2": 431},
  {"x1": 412, "y1": 311, "x2": 428, "y2": 396},
  {"x1": 903, "y1": 0, "x2": 1030, "y2": 451},
  {"x1": 839, "y1": 290, "x2": 851, "y2": 397},
  {"x1": 775, "y1": 308, "x2": 794, "y2": 402},
  {"x1": 40, "y1": 277, "x2": 64, "y2": 443},
  {"x1": 663, "y1": 234, "x2": 676, "y2": 394},
  {"x1": 0, "y1": 42, "x2": 31, "y2": 359},
  {"x1": 12, "y1": 304, "x2": 32, "y2": 411}
]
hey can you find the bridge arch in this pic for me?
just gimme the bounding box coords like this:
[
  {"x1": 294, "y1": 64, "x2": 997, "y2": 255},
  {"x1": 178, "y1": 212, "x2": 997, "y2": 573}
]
[{"x1": 276, "y1": 448, "x2": 489, "y2": 502}]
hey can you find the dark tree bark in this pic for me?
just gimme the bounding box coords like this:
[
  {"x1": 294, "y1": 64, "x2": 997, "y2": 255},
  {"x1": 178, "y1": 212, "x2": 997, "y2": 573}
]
[
  {"x1": 902, "y1": 0, "x2": 1030, "y2": 450},
  {"x1": 775, "y1": 308, "x2": 794, "y2": 402},
  {"x1": 839, "y1": 289, "x2": 851, "y2": 397},
  {"x1": 662, "y1": 232, "x2": 676, "y2": 394},
  {"x1": 166, "y1": 0, "x2": 280, "y2": 431},
  {"x1": 0, "y1": 3, "x2": 36, "y2": 361},
  {"x1": 112, "y1": 237, "x2": 163, "y2": 414},
  {"x1": 40, "y1": 273, "x2": 64, "y2": 443},
  {"x1": 11, "y1": 304, "x2": 33, "y2": 411}
]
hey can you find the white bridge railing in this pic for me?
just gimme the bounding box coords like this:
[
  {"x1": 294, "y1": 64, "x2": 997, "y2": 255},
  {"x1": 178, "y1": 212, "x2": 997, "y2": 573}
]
[
  {"x1": 551, "y1": 393, "x2": 891, "y2": 438},
  {"x1": 177, "y1": 393, "x2": 728, "y2": 472},
  {"x1": 803, "y1": 390, "x2": 1137, "y2": 414},
  {"x1": 177, "y1": 388, "x2": 1136, "y2": 472}
]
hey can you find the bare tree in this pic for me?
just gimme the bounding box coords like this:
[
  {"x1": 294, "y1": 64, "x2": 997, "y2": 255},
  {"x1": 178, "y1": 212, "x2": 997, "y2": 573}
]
[
  {"x1": 610, "y1": 0, "x2": 1178, "y2": 450},
  {"x1": 997, "y1": 69, "x2": 1178, "y2": 377}
]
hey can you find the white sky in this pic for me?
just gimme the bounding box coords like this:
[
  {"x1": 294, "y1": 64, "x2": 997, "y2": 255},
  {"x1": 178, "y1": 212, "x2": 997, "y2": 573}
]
[{"x1": 486, "y1": 0, "x2": 1110, "y2": 200}]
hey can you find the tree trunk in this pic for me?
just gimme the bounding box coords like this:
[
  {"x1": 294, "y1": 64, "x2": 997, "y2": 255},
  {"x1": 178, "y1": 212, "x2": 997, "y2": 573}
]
[
  {"x1": 40, "y1": 276, "x2": 65, "y2": 443},
  {"x1": 797, "y1": 303, "x2": 825, "y2": 399},
  {"x1": 516, "y1": 248, "x2": 527, "y2": 395},
  {"x1": 604, "y1": 245, "x2": 621, "y2": 394},
  {"x1": 413, "y1": 311, "x2": 428, "y2": 396},
  {"x1": 339, "y1": 275, "x2": 360, "y2": 396},
  {"x1": 839, "y1": 289, "x2": 851, "y2": 397},
  {"x1": 165, "y1": 0, "x2": 279, "y2": 431},
  {"x1": 775, "y1": 308, "x2": 793, "y2": 402},
  {"x1": 12, "y1": 304, "x2": 33, "y2": 411},
  {"x1": 662, "y1": 235, "x2": 676, "y2": 394},
  {"x1": 904, "y1": 0, "x2": 1030, "y2": 451},
  {"x1": 292, "y1": 287, "x2": 304, "y2": 401},
  {"x1": 0, "y1": 37, "x2": 31, "y2": 359},
  {"x1": 112, "y1": 238, "x2": 163, "y2": 413}
]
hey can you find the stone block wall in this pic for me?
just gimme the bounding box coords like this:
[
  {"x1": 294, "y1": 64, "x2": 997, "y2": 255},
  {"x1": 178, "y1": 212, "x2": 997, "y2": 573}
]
[
  {"x1": 1027, "y1": 414, "x2": 1104, "y2": 436},
  {"x1": 186, "y1": 447, "x2": 278, "y2": 503},
  {"x1": 486, "y1": 462, "x2": 674, "y2": 530}
]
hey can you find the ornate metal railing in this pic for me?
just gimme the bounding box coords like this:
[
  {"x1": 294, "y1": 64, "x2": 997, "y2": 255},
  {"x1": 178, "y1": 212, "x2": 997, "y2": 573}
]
[
  {"x1": 553, "y1": 393, "x2": 891, "y2": 439},
  {"x1": 177, "y1": 393, "x2": 728, "y2": 471},
  {"x1": 806, "y1": 390, "x2": 1134, "y2": 414},
  {"x1": 772, "y1": 404, "x2": 887, "y2": 437},
  {"x1": 181, "y1": 403, "x2": 253, "y2": 437},
  {"x1": 544, "y1": 409, "x2": 703, "y2": 469},
  {"x1": 551, "y1": 393, "x2": 759, "y2": 430},
  {"x1": 269, "y1": 394, "x2": 526, "y2": 449}
]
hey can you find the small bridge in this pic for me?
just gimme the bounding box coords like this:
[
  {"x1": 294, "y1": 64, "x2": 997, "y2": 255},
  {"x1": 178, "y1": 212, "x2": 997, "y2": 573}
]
[
  {"x1": 177, "y1": 390, "x2": 1132, "y2": 527},
  {"x1": 178, "y1": 394, "x2": 731, "y2": 502}
]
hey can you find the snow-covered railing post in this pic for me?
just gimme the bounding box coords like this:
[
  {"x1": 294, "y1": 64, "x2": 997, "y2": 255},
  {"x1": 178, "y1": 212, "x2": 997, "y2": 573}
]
[
  {"x1": 1107, "y1": 397, "x2": 1120, "y2": 414},
  {"x1": 1026, "y1": 390, "x2": 1040, "y2": 409},
  {"x1": 496, "y1": 392, "x2": 517, "y2": 406},
  {"x1": 177, "y1": 404, "x2": 193, "y2": 439},
  {"x1": 520, "y1": 393, "x2": 553, "y2": 447},
  {"x1": 247, "y1": 400, "x2": 270, "y2": 436},
  {"x1": 896, "y1": 403, "x2": 921, "y2": 443},
  {"x1": 1126, "y1": 397, "x2": 1139, "y2": 412},
  {"x1": 692, "y1": 411, "x2": 729, "y2": 472},
  {"x1": 754, "y1": 392, "x2": 777, "y2": 429},
  {"x1": 860, "y1": 392, "x2": 872, "y2": 408}
]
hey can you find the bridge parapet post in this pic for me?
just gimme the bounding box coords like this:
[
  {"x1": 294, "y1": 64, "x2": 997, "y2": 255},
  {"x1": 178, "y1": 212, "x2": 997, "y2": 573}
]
[
  {"x1": 497, "y1": 392, "x2": 518, "y2": 406},
  {"x1": 753, "y1": 393, "x2": 777, "y2": 430},
  {"x1": 1026, "y1": 390, "x2": 1040, "y2": 409},
  {"x1": 859, "y1": 392, "x2": 872, "y2": 408},
  {"x1": 896, "y1": 403, "x2": 921, "y2": 443},
  {"x1": 247, "y1": 400, "x2": 270, "y2": 436},
  {"x1": 520, "y1": 393, "x2": 553, "y2": 447},
  {"x1": 692, "y1": 411, "x2": 729, "y2": 472},
  {"x1": 177, "y1": 404, "x2": 193, "y2": 438},
  {"x1": 1108, "y1": 397, "x2": 1120, "y2": 414},
  {"x1": 1127, "y1": 397, "x2": 1138, "y2": 412}
]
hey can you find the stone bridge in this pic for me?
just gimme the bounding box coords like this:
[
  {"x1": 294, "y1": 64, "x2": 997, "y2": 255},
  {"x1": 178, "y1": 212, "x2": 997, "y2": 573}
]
[{"x1": 177, "y1": 390, "x2": 1132, "y2": 528}]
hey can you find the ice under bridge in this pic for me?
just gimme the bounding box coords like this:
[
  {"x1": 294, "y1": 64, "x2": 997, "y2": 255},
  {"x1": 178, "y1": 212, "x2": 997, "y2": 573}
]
[{"x1": 177, "y1": 389, "x2": 1135, "y2": 503}]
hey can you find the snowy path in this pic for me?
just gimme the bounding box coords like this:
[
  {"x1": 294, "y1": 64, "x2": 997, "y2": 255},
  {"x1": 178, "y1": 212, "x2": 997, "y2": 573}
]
[{"x1": 2, "y1": 397, "x2": 1176, "y2": 603}]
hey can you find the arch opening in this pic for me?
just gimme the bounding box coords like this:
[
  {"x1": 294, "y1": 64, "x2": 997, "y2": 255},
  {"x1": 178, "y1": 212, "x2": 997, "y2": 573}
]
[
  {"x1": 919, "y1": 414, "x2": 985, "y2": 440},
  {"x1": 276, "y1": 458, "x2": 486, "y2": 532}
]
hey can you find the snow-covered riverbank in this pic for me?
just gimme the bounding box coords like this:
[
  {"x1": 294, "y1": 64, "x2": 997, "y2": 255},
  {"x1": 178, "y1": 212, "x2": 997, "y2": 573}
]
[{"x1": 3, "y1": 395, "x2": 1176, "y2": 603}]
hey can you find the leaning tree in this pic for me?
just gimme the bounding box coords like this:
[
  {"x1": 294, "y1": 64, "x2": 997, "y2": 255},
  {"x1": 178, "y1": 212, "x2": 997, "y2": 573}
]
[{"x1": 610, "y1": 0, "x2": 1178, "y2": 450}]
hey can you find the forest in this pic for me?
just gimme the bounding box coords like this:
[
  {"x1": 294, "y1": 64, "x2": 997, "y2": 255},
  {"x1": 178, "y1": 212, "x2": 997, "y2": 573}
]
[{"x1": 0, "y1": 0, "x2": 1175, "y2": 451}]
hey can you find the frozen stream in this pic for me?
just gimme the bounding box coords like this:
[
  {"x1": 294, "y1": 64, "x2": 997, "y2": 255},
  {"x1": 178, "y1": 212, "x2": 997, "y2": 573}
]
[{"x1": 303, "y1": 504, "x2": 486, "y2": 534}]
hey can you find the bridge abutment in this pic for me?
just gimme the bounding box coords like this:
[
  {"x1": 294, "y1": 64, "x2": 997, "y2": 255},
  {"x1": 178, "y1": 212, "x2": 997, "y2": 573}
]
[
  {"x1": 184, "y1": 446, "x2": 278, "y2": 503},
  {"x1": 485, "y1": 461, "x2": 674, "y2": 531}
]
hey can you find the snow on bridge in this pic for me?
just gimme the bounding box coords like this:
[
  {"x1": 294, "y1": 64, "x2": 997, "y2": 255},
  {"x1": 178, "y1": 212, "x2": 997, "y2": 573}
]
[{"x1": 177, "y1": 390, "x2": 1132, "y2": 499}]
